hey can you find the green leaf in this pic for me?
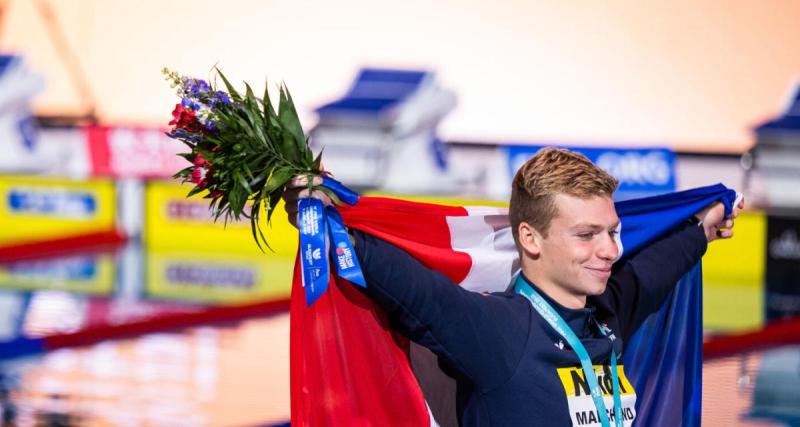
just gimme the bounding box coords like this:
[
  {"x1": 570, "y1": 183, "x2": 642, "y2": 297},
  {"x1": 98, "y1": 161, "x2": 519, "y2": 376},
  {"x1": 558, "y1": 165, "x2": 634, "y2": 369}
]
[
  {"x1": 173, "y1": 165, "x2": 194, "y2": 179},
  {"x1": 186, "y1": 186, "x2": 206, "y2": 198},
  {"x1": 228, "y1": 187, "x2": 243, "y2": 215},
  {"x1": 279, "y1": 133, "x2": 298, "y2": 164},
  {"x1": 244, "y1": 82, "x2": 257, "y2": 103},
  {"x1": 249, "y1": 200, "x2": 269, "y2": 252},
  {"x1": 262, "y1": 80, "x2": 278, "y2": 122},
  {"x1": 248, "y1": 151, "x2": 271, "y2": 167},
  {"x1": 263, "y1": 165, "x2": 295, "y2": 195},
  {"x1": 215, "y1": 68, "x2": 242, "y2": 102},
  {"x1": 243, "y1": 84, "x2": 259, "y2": 110},
  {"x1": 233, "y1": 171, "x2": 253, "y2": 194},
  {"x1": 264, "y1": 190, "x2": 284, "y2": 225},
  {"x1": 303, "y1": 136, "x2": 313, "y2": 166},
  {"x1": 178, "y1": 139, "x2": 196, "y2": 150},
  {"x1": 209, "y1": 195, "x2": 220, "y2": 212},
  {"x1": 241, "y1": 161, "x2": 255, "y2": 181},
  {"x1": 278, "y1": 84, "x2": 306, "y2": 162},
  {"x1": 312, "y1": 147, "x2": 324, "y2": 171},
  {"x1": 214, "y1": 201, "x2": 229, "y2": 222},
  {"x1": 252, "y1": 123, "x2": 269, "y2": 148}
]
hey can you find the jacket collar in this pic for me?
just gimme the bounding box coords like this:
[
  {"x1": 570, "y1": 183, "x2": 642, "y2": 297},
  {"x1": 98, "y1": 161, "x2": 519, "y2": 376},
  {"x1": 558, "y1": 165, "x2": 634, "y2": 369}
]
[{"x1": 518, "y1": 272, "x2": 596, "y2": 337}]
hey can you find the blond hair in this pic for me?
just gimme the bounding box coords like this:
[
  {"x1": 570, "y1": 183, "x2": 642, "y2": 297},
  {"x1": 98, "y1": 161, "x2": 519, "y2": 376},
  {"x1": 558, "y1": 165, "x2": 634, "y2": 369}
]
[{"x1": 509, "y1": 147, "x2": 619, "y2": 243}]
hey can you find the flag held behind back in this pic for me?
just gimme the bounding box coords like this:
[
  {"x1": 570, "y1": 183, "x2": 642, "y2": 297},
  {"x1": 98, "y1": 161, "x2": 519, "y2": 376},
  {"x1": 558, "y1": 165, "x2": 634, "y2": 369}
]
[{"x1": 290, "y1": 184, "x2": 737, "y2": 426}]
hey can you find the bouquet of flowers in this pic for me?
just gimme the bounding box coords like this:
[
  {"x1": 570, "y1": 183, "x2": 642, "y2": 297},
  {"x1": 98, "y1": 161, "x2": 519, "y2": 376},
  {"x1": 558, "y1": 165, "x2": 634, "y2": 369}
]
[{"x1": 163, "y1": 67, "x2": 329, "y2": 250}]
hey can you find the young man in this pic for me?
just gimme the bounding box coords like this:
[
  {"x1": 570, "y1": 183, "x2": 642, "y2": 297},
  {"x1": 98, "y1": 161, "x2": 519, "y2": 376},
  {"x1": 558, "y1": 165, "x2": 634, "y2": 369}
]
[{"x1": 284, "y1": 147, "x2": 742, "y2": 426}]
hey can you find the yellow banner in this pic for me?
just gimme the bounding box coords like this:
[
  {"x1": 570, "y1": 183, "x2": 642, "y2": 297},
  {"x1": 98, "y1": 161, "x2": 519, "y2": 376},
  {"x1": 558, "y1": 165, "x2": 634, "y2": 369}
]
[
  {"x1": 0, "y1": 176, "x2": 116, "y2": 245},
  {"x1": 145, "y1": 248, "x2": 293, "y2": 304},
  {"x1": 144, "y1": 181, "x2": 298, "y2": 256},
  {"x1": 702, "y1": 210, "x2": 766, "y2": 331},
  {"x1": 0, "y1": 254, "x2": 115, "y2": 295}
]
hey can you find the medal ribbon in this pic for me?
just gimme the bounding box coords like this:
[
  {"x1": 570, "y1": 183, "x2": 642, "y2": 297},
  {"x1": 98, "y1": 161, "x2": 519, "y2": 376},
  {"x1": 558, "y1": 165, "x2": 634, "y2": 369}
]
[
  {"x1": 298, "y1": 176, "x2": 365, "y2": 306},
  {"x1": 514, "y1": 275, "x2": 623, "y2": 427}
]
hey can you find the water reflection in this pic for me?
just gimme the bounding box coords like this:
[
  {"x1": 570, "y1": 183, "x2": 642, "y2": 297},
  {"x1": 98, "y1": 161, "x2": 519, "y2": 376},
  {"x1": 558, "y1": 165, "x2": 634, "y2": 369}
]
[
  {"x1": 1, "y1": 315, "x2": 291, "y2": 426},
  {"x1": 0, "y1": 239, "x2": 292, "y2": 425},
  {"x1": 0, "y1": 239, "x2": 293, "y2": 342}
]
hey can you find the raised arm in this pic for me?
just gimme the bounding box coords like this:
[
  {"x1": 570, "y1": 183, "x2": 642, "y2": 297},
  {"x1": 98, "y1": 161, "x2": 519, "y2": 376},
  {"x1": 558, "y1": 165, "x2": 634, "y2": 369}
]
[
  {"x1": 350, "y1": 231, "x2": 528, "y2": 388},
  {"x1": 283, "y1": 176, "x2": 528, "y2": 390},
  {"x1": 606, "y1": 198, "x2": 744, "y2": 341}
]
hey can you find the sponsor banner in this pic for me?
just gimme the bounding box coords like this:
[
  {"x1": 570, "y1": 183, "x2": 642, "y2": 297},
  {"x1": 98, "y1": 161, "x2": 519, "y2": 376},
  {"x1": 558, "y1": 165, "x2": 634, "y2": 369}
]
[
  {"x1": 557, "y1": 364, "x2": 637, "y2": 426},
  {"x1": 0, "y1": 254, "x2": 115, "y2": 295},
  {"x1": 698, "y1": 211, "x2": 766, "y2": 331},
  {"x1": 507, "y1": 146, "x2": 675, "y2": 200},
  {"x1": 702, "y1": 211, "x2": 766, "y2": 285},
  {"x1": 765, "y1": 214, "x2": 800, "y2": 321},
  {"x1": 144, "y1": 180, "x2": 298, "y2": 255},
  {"x1": 146, "y1": 249, "x2": 293, "y2": 304},
  {"x1": 85, "y1": 125, "x2": 188, "y2": 178},
  {"x1": 0, "y1": 176, "x2": 116, "y2": 244}
]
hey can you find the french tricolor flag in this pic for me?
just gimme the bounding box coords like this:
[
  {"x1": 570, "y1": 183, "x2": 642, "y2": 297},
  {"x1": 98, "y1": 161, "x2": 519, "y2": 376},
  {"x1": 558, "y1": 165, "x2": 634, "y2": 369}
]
[{"x1": 290, "y1": 185, "x2": 738, "y2": 426}]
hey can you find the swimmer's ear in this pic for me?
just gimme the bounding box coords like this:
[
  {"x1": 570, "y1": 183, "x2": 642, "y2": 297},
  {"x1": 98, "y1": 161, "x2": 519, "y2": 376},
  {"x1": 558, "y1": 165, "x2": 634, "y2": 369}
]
[{"x1": 518, "y1": 222, "x2": 542, "y2": 258}]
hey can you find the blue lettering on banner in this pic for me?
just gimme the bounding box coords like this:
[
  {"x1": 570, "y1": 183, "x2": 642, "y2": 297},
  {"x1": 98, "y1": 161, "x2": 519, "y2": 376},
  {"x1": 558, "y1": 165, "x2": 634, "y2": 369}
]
[
  {"x1": 166, "y1": 265, "x2": 255, "y2": 289},
  {"x1": 17, "y1": 115, "x2": 37, "y2": 151},
  {"x1": 507, "y1": 145, "x2": 675, "y2": 200},
  {"x1": 7, "y1": 188, "x2": 97, "y2": 218},
  {"x1": 7, "y1": 256, "x2": 97, "y2": 281}
]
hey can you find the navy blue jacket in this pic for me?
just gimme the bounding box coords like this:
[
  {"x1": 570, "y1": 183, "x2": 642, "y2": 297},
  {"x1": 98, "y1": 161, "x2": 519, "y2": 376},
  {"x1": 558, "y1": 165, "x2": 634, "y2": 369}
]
[{"x1": 351, "y1": 220, "x2": 708, "y2": 426}]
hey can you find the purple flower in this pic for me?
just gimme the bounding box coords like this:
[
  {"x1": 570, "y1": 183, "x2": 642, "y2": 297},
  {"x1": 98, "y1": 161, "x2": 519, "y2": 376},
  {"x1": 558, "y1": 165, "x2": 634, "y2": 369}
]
[
  {"x1": 181, "y1": 97, "x2": 201, "y2": 111},
  {"x1": 203, "y1": 122, "x2": 219, "y2": 133},
  {"x1": 215, "y1": 91, "x2": 231, "y2": 106},
  {"x1": 186, "y1": 79, "x2": 210, "y2": 97},
  {"x1": 203, "y1": 91, "x2": 232, "y2": 109}
]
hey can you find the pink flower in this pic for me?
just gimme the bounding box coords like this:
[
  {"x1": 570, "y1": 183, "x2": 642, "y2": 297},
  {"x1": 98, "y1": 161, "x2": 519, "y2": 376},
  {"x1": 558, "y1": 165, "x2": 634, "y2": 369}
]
[
  {"x1": 193, "y1": 153, "x2": 208, "y2": 167},
  {"x1": 190, "y1": 166, "x2": 207, "y2": 184}
]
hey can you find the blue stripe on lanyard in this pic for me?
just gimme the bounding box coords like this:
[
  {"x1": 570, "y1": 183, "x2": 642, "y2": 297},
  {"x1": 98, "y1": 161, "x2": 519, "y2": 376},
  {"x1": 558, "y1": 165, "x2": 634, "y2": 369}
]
[{"x1": 514, "y1": 275, "x2": 623, "y2": 427}]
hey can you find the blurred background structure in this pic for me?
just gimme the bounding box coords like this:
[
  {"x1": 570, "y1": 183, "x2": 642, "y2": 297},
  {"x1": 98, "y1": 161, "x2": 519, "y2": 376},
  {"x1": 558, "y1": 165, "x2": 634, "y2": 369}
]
[{"x1": 0, "y1": 0, "x2": 799, "y2": 425}]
